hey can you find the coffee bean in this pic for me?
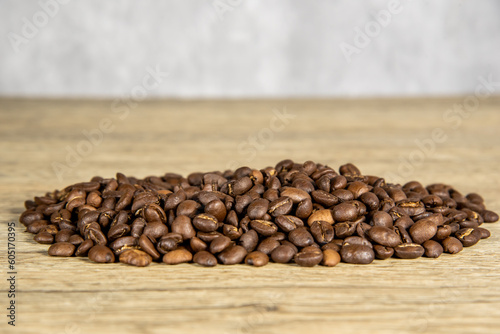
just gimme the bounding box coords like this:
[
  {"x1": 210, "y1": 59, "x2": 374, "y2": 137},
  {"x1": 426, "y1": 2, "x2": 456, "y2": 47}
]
[
  {"x1": 271, "y1": 245, "x2": 295, "y2": 263},
  {"x1": 435, "y1": 225, "x2": 452, "y2": 240},
  {"x1": 288, "y1": 227, "x2": 314, "y2": 247},
  {"x1": 218, "y1": 245, "x2": 247, "y2": 265},
  {"x1": 482, "y1": 210, "x2": 499, "y2": 223},
  {"x1": 257, "y1": 237, "x2": 281, "y2": 255},
  {"x1": 245, "y1": 251, "x2": 269, "y2": 267},
  {"x1": 294, "y1": 248, "x2": 323, "y2": 267},
  {"x1": 204, "y1": 199, "x2": 227, "y2": 222},
  {"x1": 193, "y1": 251, "x2": 218, "y2": 267},
  {"x1": 371, "y1": 211, "x2": 393, "y2": 228},
  {"x1": 442, "y1": 236, "x2": 463, "y2": 254},
  {"x1": 157, "y1": 233, "x2": 183, "y2": 254},
  {"x1": 75, "y1": 239, "x2": 93, "y2": 256},
  {"x1": 409, "y1": 219, "x2": 437, "y2": 244},
  {"x1": 192, "y1": 214, "x2": 218, "y2": 232},
  {"x1": 280, "y1": 187, "x2": 311, "y2": 204},
  {"x1": 310, "y1": 221, "x2": 334, "y2": 244},
  {"x1": 311, "y1": 190, "x2": 338, "y2": 207},
  {"x1": 367, "y1": 226, "x2": 401, "y2": 247},
  {"x1": 163, "y1": 248, "x2": 193, "y2": 264},
  {"x1": 171, "y1": 215, "x2": 196, "y2": 240},
  {"x1": 373, "y1": 245, "x2": 394, "y2": 259},
  {"x1": 68, "y1": 234, "x2": 84, "y2": 246},
  {"x1": 455, "y1": 228, "x2": 482, "y2": 247},
  {"x1": 48, "y1": 242, "x2": 75, "y2": 257},
  {"x1": 321, "y1": 249, "x2": 341, "y2": 266},
  {"x1": 275, "y1": 215, "x2": 303, "y2": 232},
  {"x1": 268, "y1": 197, "x2": 293, "y2": 217},
  {"x1": 332, "y1": 202, "x2": 359, "y2": 222},
  {"x1": 394, "y1": 243, "x2": 425, "y2": 259},
  {"x1": 340, "y1": 244, "x2": 374, "y2": 264},
  {"x1": 209, "y1": 236, "x2": 232, "y2": 254},
  {"x1": 88, "y1": 245, "x2": 115, "y2": 263},
  {"x1": 119, "y1": 249, "x2": 152, "y2": 267},
  {"x1": 249, "y1": 220, "x2": 278, "y2": 236},
  {"x1": 423, "y1": 240, "x2": 443, "y2": 258},
  {"x1": 143, "y1": 221, "x2": 169, "y2": 239},
  {"x1": 321, "y1": 242, "x2": 340, "y2": 252},
  {"x1": 35, "y1": 231, "x2": 54, "y2": 244},
  {"x1": 138, "y1": 234, "x2": 161, "y2": 260},
  {"x1": 55, "y1": 230, "x2": 74, "y2": 243},
  {"x1": 476, "y1": 227, "x2": 491, "y2": 239},
  {"x1": 307, "y1": 209, "x2": 334, "y2": 226}
]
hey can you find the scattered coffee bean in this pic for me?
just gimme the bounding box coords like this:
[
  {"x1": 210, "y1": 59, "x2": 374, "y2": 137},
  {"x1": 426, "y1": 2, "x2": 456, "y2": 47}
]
[
  {"x1": 245, "y1": 251, "x2": 269, "y2": 267},
  {"x1": 422, "y1": 240, "x2": 443, "y2": 258},
  {"x1": 163, "y1": 248, "x2": 193, "y2": 265},
  {"x1": 119, "y1": 249, "x2": 152, "y2": 267},
  {"x1": 48, "y1": 242, "x2": 75, "y2": 257},
  {"x1": 88, "y1": 245, "x2": 115, "y2": 263}
]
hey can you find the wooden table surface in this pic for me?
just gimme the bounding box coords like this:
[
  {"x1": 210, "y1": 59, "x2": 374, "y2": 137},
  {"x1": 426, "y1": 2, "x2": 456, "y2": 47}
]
[{"x1": 1, "y1": 97, "x2": 500, "y2": 334}]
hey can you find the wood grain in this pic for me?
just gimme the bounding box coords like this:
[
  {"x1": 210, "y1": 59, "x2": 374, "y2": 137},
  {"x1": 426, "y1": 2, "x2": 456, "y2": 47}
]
[{"x1": 1, "y1": 97, "x2": 499, "y2": 334}]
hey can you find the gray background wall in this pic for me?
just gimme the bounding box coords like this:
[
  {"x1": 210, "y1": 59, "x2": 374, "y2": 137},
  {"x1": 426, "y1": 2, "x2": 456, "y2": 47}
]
[{"x1": 1, "y1": 0, "x2": 499, "y2": 98}]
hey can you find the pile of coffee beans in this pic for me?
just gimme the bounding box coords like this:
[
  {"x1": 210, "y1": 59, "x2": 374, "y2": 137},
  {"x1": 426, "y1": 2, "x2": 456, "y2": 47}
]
[{"x1": 19, "y1": 160, "x2": 499, "y2": 267}]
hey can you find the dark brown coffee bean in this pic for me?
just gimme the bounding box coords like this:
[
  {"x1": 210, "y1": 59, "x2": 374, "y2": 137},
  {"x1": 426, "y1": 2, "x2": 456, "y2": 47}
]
[
  {"x1": 442, "y1": 236, "x2": 463, "y2": 254},
  {"x1": 119, "y1": 249, "x2": 152, "y2": 267},
  {"x1": 68, "y1": 234, "x2": 84, "y2": 245},
  {"x1": 255, "y1": 238, "x2": 279, "y2": 255},
  {"x1": 339, "y1": 163, "x2": 361, "y2": 177},
  {"x1": 163, "y1": 248, "x2": 193, "y2": 264},
  {"x1": 394, "y1": 243, "x2": 425, "y2": 259},
  {"x1": 34, "y1": 231, "x2": 54, "y2": 244},
  {"x1": 245, "y1": 251, "x2": 269, "y2": 267},
  {"x1": 373, "y1": 245, "x2": 394, "y2": 259},
  {"x1": 55, "y1": 230, "x2": 74, "y2": 243},
  {"x1": 409, "y1": 219, "x2": 437, "y2": 244},
  {"x1": 88, "y1": 245, "x2": 115, "y2": 263},
  {"x1": 190, "y1": 236, "x2": 208, "y2": 252},
  {"x1": 434, "y1": 225, "x2": 452, "y2": 240},
  {"x1": 109, "y1": 236, "x2": 137, "y2": 255},
  {"x1": 238, "y1": 229, "x2": 258, "y2": 252},
  {"x1": 371, "y1": 211, "x2": 393, "y2": 228},
  {"x1": 332, "y1": 202, "x2": 359, "y2": 222},
  {"x1": 321, "y1": 249, "x2": 341, "y2": 266},
  {"x1": 294, "y1": 248, "x2": 323, "y2": 267},
  {"x1": 107, "y1": 223, "x2": 130, "y2": 240},
  {"x1": 204, "y1": 199, "x2": 227, "y2": 222},
  {"x1": 482, "y1": 210, "x2": 499, "y2": 223},
  {"x1": 247, "y1": 198, "x2": 270, "y2": 219},
  {"x1": 311, "y1": 190, "x2": 338, "y2": 207},
  {"x1": 143, "y1": 221, "x2": 169, "y2": 239},
  {"x1": 288, "y1": 227, "x2": 314, "y2": 247},
  {"x1": 295, "y1": 198, "x2": 313, "y2": 219},
  {"x1": 268, "y1": 244, "x2": 294, "y2": 263},
  {"x1": 209, "y1": 236, "x2": 232, "y2": 254},
  {"x1": 268, "y1": 197, "x2": 293, "y2": 217},
  {"x1": 138, "y1": 234, "x2": 161, "y2": 260},
  {"x1": 347, "y1": 181, "x2": 371, "y2": 199},
  {"x1": 476, "y1": 227, "x2": 491, "y2": 239},
  {"x1": 455, "y1": 228, "x2": 482, "y2": 247},
  {"x1": 331, "y1": 175, "x2": 347, "y2": 190},
  {"x1": 321, "y1": 242, "x2": 340, "y2": 252},
  {"x1": 218, "y1": 245, "x2": 247, "y2": 265},
  {"x1": 333, "y1": 221, "x2": 358, "y2": 239},
  {"x1": 340, "y1": 243, "x2": 374, "y2": 264},
  {"x1": 222, "y1": 224, "x2": 243, "y2": 240},
  {"x1": 26, "y1": 220, "x2": 48, "y2": 234},
  {"x1": 75, "y1": 239, "x2": 93, "y2": 256},
  {"x1": 157, "y1": 233, "x2": 183, "y2": 254},
  {"x1": 192, "y1": 214, "x2": 219, "y2": 232},
  {"x1": 367, "y1": 226, "x2": 401, "y2": 247},
  {"x1": 423, "y1": 240, "x2": 443, "y2": 258},
  {"x1": 310, "y1": 221, "x2": 334, "y2": 244},
  {"x1": 280, "y1": 187, "x2": 311, "y2": 204},
  {"x1": 48, "y1": 242, "x2": 75, "y2": 256},
  {"x1": 171, "y1": 215, "x2": 196, "y2": 240},
  {"x1": 176, "y1": 200, "x2": 200, "y2": 218},
  {"x1": 250, "y1": 220, "x2": 278, "y2": 236},
  {"x1": 275, "y1": 215, "x2": 303, "y2": 232},
  {"x1": 359, "y1": 192, "x2": 379, "y2": 211},
  {"x1": 231, "y1": 176, "x2": 253, "y2": 195}
]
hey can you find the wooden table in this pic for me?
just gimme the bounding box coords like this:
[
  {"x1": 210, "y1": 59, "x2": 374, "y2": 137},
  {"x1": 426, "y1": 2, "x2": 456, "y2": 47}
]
[{"x1": 1, "y1": 97, "x2": 499, "y2": 334}]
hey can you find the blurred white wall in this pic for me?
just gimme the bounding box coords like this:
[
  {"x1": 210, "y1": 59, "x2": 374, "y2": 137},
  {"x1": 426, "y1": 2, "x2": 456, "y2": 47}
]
[{"x1": 0, "y1": 0, "x2": 499, "y2": 98}]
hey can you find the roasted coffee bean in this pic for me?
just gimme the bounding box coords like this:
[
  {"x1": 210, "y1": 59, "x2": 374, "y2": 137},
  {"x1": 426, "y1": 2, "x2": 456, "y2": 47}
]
[
  {"x1": 289, "y1": 227, "x2": 314, "y2": 247},
  {"x1": 18, "y1": 160, "x2": 498, "y2": 268},
  {"x1": 75, "y1": 239, "x2": 93, "y2": 256},
  {"x1": 88, "y1": 245, "x2": 115, "y2": 263},
  {"x1": 373, "y1": 245, "x2": 394, "y2": 259},
  {"x1": 163, "y1": 248, "x2": 193, "y2": 264},
  {"x1": 218, "y1": 245, "x2": 247, "y2": 265},
  {"x1": 394, "y1": 243, "x2": 425, "y2": 259},
  {"x1": 192, "y1": 214, "x2": 219, "y2": 232},
  {"x1": 138, "y1": 234, "x2": 161, "y2": 260},
  {"x1": 294, "y1": 248, "x2": 323, "y2": 267},
  {"x1": 171, "y1": 215, "x2": 196, "y2": 240},
  {"x1": 119, "y1": 249, "x2": 152, "y2": 267},
  {"x1": 268, "y1": 197, "x2": 293, "y2": 217},
  {"x1": 340, "y1": 244, "x2": 375, "y2": 264},
  {"x1": 245, "y1": 251, "x2": 269, "y2": 267},
  {"x1": 275, "y1": 215, "x2": 303, "y2": 232},
  {"x1": 423, "y1": 240, "x2": 443, "y2": 258},
  {"x1": 247, "y1": 198, "x2": 270, "y2": 219},
  {"x1": 409, "y1": 219, "x2": 437, "y2": 244},
  {"x1": 270, "y1": 245, "x2": 295, "y2": 263},
  {"x1": 332, "y1": 202, "x2": 359, "y2": 222},
  {"x1": 455, "y1": 228, "x2": 482, "y2": 247},
  {"x1": 209, "y1": 236, "x2": 232, "y2": 254},
  {"x1": 250, "y1": 220, "x2": 278, "y2": 236},
  {"x1": 35, "y1": 231, "x2": 54, "y2": 244},
  {"x1": 310, "y1": 221, "x2": 334, "y2": 244},
  {"x1": 48, "y1": 242, "x2": 75, "y2": 256},
  {"x1": 307, "y1": 209, "x2": 334, "y2": 226},
  {"x1": 321, "y1": 249, "x2": 341, "y2": 266},
  {"x1": 367, "y1": 226, "x2": 401, "y2": 247},
  {"x1": 442, "y1": 236, "x2": 463, "y2": 254}
]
